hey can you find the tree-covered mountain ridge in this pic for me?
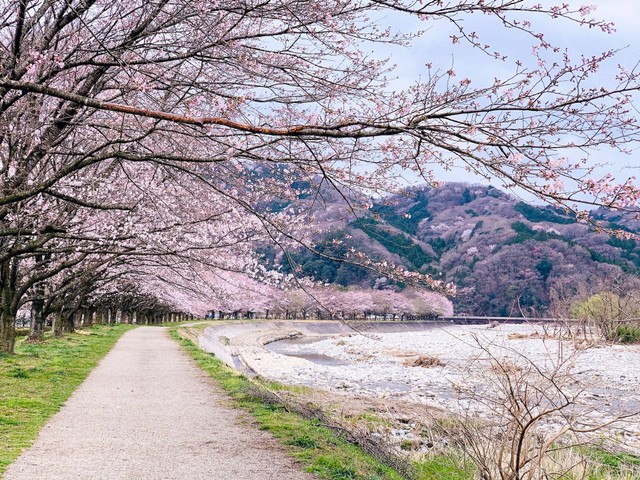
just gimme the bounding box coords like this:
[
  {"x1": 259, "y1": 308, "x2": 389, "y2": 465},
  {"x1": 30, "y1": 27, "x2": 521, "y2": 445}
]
[{"x1": 272, "y1": 182, "x2": 640, "y2": 317}]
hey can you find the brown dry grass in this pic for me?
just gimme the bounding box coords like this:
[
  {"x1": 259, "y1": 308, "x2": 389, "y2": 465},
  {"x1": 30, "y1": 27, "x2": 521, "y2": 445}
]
[
  {"x1": 507, "y1": 331, "x2": 542, "y2": 340},
  {"x1": 490, "y1": 359, "x2": 522, "y2": 375},
  {"x1": 403, "y1": 355, "x2": 446, "y2": 368}
]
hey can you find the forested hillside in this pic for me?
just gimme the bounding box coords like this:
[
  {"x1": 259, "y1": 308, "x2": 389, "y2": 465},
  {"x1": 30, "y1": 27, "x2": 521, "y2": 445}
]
[{"x1": 265, "y1": 183, "x2": 640, "y2": 316}]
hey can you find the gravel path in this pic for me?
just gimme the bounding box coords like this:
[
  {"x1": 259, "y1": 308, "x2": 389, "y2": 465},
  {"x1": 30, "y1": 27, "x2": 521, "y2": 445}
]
[{"x1": 4, "y1": 327, "x2": 315, "y2": 480}]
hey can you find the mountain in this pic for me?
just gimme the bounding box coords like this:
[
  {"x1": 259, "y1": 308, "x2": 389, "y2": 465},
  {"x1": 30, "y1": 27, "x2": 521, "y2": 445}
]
[{"x1": 264, "y1": 182, "x2": 640, "y2": 317}]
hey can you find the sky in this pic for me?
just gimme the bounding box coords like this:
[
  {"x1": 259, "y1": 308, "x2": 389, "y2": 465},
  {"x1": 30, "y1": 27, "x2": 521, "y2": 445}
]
[{"x1": 374, "y1": 1, "x2": 640, "y2": 204}]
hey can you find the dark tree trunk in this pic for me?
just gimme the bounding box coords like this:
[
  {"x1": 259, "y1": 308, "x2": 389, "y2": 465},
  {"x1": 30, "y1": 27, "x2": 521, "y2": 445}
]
[
  {"x1": 82, "y1": 308, "x2": 93, "y2": 327},
  {"x1": 0, "y1": 259, "x2": 18, "y2": 353},
  {"x1": 52, "y1": 313, "x2": 63, "y2": 337},
  {"x1": 63, "y1": 310, "x2": 76, "y2": 333},
  {"x1": 0, "y1": 308, "x2": 15, "y2": 354},
  {"x1": 28, "y1": 255, "x2": 46, "y2": 341},
  {"x1": 73, "y1": 311, "x2": 82, "y2": 329},
  {"x1": 29, "y1": 296, "x2": 45, "y2": 341}
]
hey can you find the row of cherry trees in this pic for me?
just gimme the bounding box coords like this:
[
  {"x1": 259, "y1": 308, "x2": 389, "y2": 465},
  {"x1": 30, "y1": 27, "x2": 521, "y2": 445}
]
[
  {"x1": 203, "y1": 275, "x2": 454, "y2": 320},
  {"x1": 1, "y1": 1, "x2": 639, "y2": 353},
  {"x1": 0, "y1": 157, "x2": 277, "y2": 351}
]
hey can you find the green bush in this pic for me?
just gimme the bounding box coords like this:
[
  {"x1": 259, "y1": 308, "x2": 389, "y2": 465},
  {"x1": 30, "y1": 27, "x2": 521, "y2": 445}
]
[
  {"x1": 352, "y1": 219, "x2": 433, "y2": 269},
  {"x1": 611, "y1": 325, "x2": 640, "y2": 344},
  {"x1": 399, "y1": 440, "x2": 413, "y2": 451}
]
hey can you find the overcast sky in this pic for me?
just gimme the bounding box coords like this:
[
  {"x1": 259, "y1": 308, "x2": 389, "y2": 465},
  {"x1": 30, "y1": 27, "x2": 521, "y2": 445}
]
[{"x1": 377, "y1": 1, "x2": 640, "y2": 203}]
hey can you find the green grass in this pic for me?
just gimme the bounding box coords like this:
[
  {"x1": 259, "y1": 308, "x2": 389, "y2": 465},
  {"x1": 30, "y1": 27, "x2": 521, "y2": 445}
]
[
  {"x1": 582, "y1": 448, "x2": 640, "y2": 479},
  {"x1": 414, "y1": 454, "x2": 474, "y2": 480},
  {"x1": 170, "y1": 330, "x2": 405, "y2": 480},
  {"x1": 154, "y1": 319, "x2": 207, "y2": 327},
  {"x1": 0, "y1": 324, "x2": 134, "y2": 474}
]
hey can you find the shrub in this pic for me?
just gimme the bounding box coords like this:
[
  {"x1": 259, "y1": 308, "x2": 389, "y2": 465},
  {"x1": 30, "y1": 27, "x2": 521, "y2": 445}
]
[
  {"x1": 571, "y1": 292, "x2": 640, "y2": 342},
  {"x1": 399, "y1": 440, "x2": 413, "y2": 451},
  {"x1": 514, "y1": 202, "x2": 576, "y2": 224},
  {"x1": 611, "y1": 324, "x2": 640, "y2": 344}
]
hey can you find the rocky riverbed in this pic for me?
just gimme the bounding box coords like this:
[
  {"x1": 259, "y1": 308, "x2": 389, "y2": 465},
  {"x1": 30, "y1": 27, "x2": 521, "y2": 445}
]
[{"x1": 200, "y1": 321, "x2": 640, "y2": 453}]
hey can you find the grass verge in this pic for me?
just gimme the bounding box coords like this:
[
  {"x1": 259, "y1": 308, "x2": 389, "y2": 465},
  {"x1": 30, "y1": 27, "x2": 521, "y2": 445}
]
[
  {"x1": 0, "y1": 324, "x2": 135, "y2": 474},
  {"x1": 170, "y1": 329, "x2": 405, "y2": 480}
]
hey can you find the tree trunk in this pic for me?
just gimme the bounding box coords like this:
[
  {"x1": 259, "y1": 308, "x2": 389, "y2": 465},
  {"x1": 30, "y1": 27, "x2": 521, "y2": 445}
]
[
  {"x1": 29, "y1": 254, "x2": 46, "y2": 341},
  {"x1": 85, "y1": 309, "x2": 94, "y2": 327},
  {"x1": 63, "y1": 311, "x2": 76, "y2": 333},
  {"x1": 65, "y1": 314, "x2": 75, "y2": 333},
  {"x1": 29, "y1": 295, "x2": 45, "y2": 341},
  {"x1": 0, "y1": 309, "x2": 15, "y2": 353},
  {"x1": 0, "y1": 259, "x2": 17, "y2": 353},
  {"x1": 52, "y1": 313, "x2": 63, "y2": 337}
]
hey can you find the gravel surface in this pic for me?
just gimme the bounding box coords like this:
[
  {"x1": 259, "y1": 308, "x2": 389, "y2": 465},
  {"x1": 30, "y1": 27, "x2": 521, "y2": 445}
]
[
  {"x1": 205, "y1": 322, "x2": 640, "y2": 452},
  {"x1": 4, "y1": 327, "x2": 314, "y2": 480}
]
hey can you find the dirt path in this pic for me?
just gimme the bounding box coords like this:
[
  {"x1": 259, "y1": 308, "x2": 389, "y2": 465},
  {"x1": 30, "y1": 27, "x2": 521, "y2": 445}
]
[{"x1": 3, "y1": 327, "x2": 315, "y2": 480}]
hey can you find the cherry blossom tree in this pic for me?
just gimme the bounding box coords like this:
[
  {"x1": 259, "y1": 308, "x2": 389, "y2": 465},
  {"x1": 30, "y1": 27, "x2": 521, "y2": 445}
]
[
  {"x1": 405, "y1": 287, "x2": 455, "y2": 318},
  {"x1": 1, "y1": 156, "x2": 279, "y2": 350},
  {"x1": 2, "y1": 1, "x2": 640, "y2": 352},
  {"x1": 2, "y1": 1, "x2": 637, "y2": 210}
]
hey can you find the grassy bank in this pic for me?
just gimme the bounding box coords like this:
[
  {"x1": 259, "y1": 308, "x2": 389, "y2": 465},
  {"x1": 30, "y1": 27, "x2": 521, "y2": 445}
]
[
  {"x1": 0, "y1": 325, "x2": 134, "y2": 474},
  {"x1": 171, "y1": 330, "x2": 406, "y2": 480}
]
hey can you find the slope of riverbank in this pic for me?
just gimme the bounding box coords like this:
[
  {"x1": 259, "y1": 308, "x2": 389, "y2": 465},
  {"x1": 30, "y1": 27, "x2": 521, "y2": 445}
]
[{"x1": 199, "y1": 321, "x2": 640, "y2": 454}]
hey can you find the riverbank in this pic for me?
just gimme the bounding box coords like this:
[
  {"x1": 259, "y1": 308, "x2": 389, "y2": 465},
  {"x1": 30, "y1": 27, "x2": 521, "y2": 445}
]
[{"x1": 198, "y1": 321, "x2": 640, "y2": 456}]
